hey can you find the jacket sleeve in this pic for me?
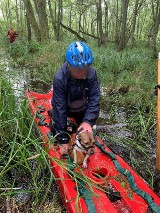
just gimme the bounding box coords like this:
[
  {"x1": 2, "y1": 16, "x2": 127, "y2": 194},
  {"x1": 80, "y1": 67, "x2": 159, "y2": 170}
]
[
  {"x1": 51, "y1": 77, "x2": 69, "y2": 144},
  {"x1": 82, "y1": 72, "x2": 100, "y2": 126}
]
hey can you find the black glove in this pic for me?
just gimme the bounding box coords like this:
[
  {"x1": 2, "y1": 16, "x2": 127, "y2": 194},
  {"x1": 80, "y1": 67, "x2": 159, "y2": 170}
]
[{"x1": 57, "y1": 133, "x2": 69, "y2": 144}]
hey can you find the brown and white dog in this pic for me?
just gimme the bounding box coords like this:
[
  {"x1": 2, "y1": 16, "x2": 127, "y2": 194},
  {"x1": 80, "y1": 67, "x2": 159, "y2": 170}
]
[{"x1": 69, "y1": 131, "x2": 95, "y2": 168}]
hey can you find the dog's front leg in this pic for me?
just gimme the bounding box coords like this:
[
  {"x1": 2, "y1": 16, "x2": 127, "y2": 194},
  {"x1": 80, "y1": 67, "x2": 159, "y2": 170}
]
[
  {"x1": 73, "y1": 148, "x2": 77, "y2": 164},
  {"x1": 83, "y1": 154, "x2": 90, "y2": 168}
]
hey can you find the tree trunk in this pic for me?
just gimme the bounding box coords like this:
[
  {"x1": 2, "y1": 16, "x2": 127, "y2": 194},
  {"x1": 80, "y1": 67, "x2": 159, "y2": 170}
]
[
  {"x1": 96, "y1": 3, "x2": 99, "y2": 37},
  {"x1": 23, "y1": 0, "x2": 41, "y2": 42},
  {"x1": 60, "y1": 22, "x2": 87, "y2": 42},
  {"x1": 115, "y1": 0, "x2": 119, "y2": 45},
  {"x1": 7, "y1": 0, "x2": 12, "y2": 27},
  {"x1": 79, "y1": 13, "x2": 82, "y2": 32},
  {"x1": 20, "y1": 0, "x2": 24, "y2": 35},
  {"x1": 15, "y1": 0, "x2": 20, "y2": 28},
  {"x1": 56, "y1": 0, "x2": 62, "y2": 41},
  {"x1": 33, "y1": 0, "x2": 39, "y2": 17},
  {"x1": 91, "y1": 18, "x2": 96, "y2": 35},
  {"x1": 83, "y1": 13, "x2": 85, "y2": 33},
  {"x1": 48, "y1": 0, "x2": 57, "y2": 37},
  {"x1": 104, "y1": 0, "x2": 109, "y2": 41},
  {"x1": 26, "y1": 13, "x2": 32, "y2": 41},
  {"x1": 54, "y1": 0, "x2": 57, "y2": 24},
  {"x1": 151, "y1": 0, "x2": 160, "y2": 58},
  {"x1": 130, "y1": 0, "x2": 139, "y2": 46},
  {"x1": 97, "y1": 0, "x2": 105, "y2": 46},
  {"x1": 69, "y1": 6, "x2": 72, "y2": 28},
  {"x1": 36, "y1": 0, "x2": 49, "y2": 41},
  {"x1": 118, "y1": 0, "x2": 129, "y2": 51}
]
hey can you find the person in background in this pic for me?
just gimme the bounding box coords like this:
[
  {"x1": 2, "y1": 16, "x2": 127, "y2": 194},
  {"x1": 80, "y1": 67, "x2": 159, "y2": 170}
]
[
  {"x1": 7, "y1": 28, "x2": 18, "y2": 43},
  {"x1": 51, "y1": 41, "x2": 100, "y2": 155}
]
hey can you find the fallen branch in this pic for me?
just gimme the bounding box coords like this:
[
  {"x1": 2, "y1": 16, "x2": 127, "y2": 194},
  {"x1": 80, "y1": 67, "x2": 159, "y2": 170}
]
[
  {"x1": 79, "y1": 30, "x2": 99, "y2": 39},
  {"x1": 60, "y1": 22, "x2": 87, "y2": 42},
  {"x1": 79, "y1": 30, "x2": 115, "y2": 43}
]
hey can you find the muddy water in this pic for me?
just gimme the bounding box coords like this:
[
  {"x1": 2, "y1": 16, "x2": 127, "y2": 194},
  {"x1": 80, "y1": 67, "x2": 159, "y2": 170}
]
[{"x1": 1, "y1": 51, "x2": 160, "y2": 211}]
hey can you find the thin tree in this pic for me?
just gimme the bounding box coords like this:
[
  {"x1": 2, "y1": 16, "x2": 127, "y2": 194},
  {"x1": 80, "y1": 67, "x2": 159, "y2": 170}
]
[
  {"x1": 56, "y1": 0, "x2": 62, "y2": 41},
  {"x1": 151, "y1": 0, "x2": 160, "y2": 57},
  {"x1": 48, "y1": 0, "x2": 57, "y2": 37},
  {"x1": 23, "y1": 0, "x2": 41, "y2": 42},
  {"x1": 118, "y1": 0, "x2": 129, "y2": 51},
  {"x1": 36, "y1": 0, "x2": 49, "y2": 41}
]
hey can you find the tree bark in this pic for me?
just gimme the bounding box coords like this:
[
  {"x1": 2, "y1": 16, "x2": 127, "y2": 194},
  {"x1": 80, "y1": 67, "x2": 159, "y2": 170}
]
[
  {"x1": 60, "y1": 22, "x2": 87, "y2": 42},
  {"x1": 36, "y1": 0, "x2": 49, "y2": 41},
  {"x1": 79, "y1": 30, "x2": 99, "y2": 39},
  {"x1": 151, "y1": 0, "x2": 160, "y2": 58},
  {"x1": 56, "y1": 0, "x2": 62, "y2": 41},
  {"x1": 115, "y1": 0, "x2": 120, "y2": 45},
  {"x1": 20, "y1": 0, "x2": 24, "y2": 34},
  {"x1": 15, "y1": 0, "x2": 20, "y2": 28},
  {"x1": 69, "y1": 6, "x2": 72, "y2": 28},
  {"x1": 48, "y1": 0, "x2": 57, "y2": 37},
  {"x1": 79, "y1": 13, "x2": 82, "y2": 32},
  {"x1": 104, "y1": 0, "x2": 109, "y2": 40},
  {"x1": 118, "y1": 0, "x2": 129, "y2": 51},
  {"x1": 97, "y1": 0, "x2": 105, "y2": 46},
  {"x1": 23, "y1": 0, "x2": 41, "y2": 42},
  {"x1": 33, "y1": 0, "x2": 39, "y2": 17},
  {"x1": 26, "y1": 13, "x2": 32, "y2": 41},
  {"x1": 130, "y1": 0, "x2": 139, "y2": 46},
  {"x1": 7, "y1": 0, "x2": 12, "y2": 27},
  {"x1": 91, "y1": 18, "x2": 97, "y2": 35}
]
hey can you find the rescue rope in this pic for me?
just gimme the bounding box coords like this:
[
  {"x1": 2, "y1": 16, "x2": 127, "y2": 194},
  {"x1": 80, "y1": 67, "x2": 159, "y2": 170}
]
[
  {"x1": 66, "y1": 155, "x2": 97, "y2": 213},
  {"x1": 36, "y1": 107, "x2": 49, "y2": 126},
  {"x1": 35, "y1": 105, "x2": 160, "y2": 213},
  {"x1": 94, "y1": 137, "x2": 160, "y2": 213},
  {"x1": 35, "y1": 106, "x2": 97, "y2": 213}
]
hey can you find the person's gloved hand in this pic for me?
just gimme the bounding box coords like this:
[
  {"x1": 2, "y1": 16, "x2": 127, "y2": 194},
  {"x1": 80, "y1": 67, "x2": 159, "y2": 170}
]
[
  {"x1": 78, "y1": 122, "x2": 92, "y2": 133},
  {"x1": 57, "y1": 134, "x2": 69, "y2": 155},
  {"x1": 59, "y1": 144, "x2": 69, "y2": 155}
]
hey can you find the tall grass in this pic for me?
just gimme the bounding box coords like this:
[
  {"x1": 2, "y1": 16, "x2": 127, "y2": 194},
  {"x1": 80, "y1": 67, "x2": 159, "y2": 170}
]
[
  {"x1": 0, "y1": 77, "x2": 63, "y2": 211},
  {"x1": 0, "y1": 77, "x2": 107, "y2": 212},
  {"x1": 2, "y1": 38, "x2": 158, "y2": 107},
  {"x1": 98, "y1": 103, "x2": 157, "y2": 188},
  {"x1": 1, "y1": 37, "x2": 159, "y2": 206}
]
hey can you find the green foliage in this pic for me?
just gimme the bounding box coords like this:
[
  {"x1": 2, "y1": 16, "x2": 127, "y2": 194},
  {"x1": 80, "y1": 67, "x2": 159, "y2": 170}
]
[
  {"x1": 0, "y1": 77, "x2": 103, "y2": 211},
  {"x1": 3, "y1": 38, "x2": 158, "y2": 107},
  {"x1": 0, "y1": 77, "x2": 54, "y2": 210},
  {"x1": 92, "y1": 42, "x2": 157, "y2": 107},
  {"x1": 7, "y1": 40, "x2": 41, "y2": 63}
]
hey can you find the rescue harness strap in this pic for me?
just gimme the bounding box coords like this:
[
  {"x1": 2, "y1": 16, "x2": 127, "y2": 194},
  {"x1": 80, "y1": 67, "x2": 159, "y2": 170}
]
[
  {"x1": 94, "y1": 137, "x2": 160, "y2": 213},
  {"x1": 36, "y1": 105, "x2": 160, "y2": 213},
  {"x1": 36, "y1": 106, "x2": 96, "y2": 213}
]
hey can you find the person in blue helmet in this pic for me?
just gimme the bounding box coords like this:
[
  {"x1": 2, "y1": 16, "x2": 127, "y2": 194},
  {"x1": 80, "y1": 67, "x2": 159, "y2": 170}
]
[{"x1": 51, "y1": 41, "x2": 100, "y2": 155}]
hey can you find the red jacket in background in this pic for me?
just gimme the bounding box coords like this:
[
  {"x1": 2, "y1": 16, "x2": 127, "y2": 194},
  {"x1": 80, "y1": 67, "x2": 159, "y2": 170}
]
[{"x1": 7, "y1": 29, "x2": 18, "y2": 43}]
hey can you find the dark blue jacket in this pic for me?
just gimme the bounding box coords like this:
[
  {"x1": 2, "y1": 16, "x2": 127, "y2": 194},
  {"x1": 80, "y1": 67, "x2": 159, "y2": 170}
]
[{"x1": 51, "y1": 62, "x2": 100, "y2": 143}]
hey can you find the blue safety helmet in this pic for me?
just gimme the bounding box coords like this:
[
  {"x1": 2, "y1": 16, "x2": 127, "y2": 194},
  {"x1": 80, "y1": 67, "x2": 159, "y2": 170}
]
[{"x1": 66, "y1": 41, "x2": 94, "y2": 67}]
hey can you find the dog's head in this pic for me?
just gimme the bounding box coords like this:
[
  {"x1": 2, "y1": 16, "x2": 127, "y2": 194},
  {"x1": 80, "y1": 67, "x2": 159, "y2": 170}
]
[{"x1": 77, "y1": 131, "x2": 95, "y2": 153}]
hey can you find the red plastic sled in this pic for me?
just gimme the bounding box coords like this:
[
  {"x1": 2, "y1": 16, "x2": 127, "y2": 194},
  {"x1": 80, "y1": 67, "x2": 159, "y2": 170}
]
[{"x1": 26, "y1": 89, "x2": 160, "y2": 213}]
